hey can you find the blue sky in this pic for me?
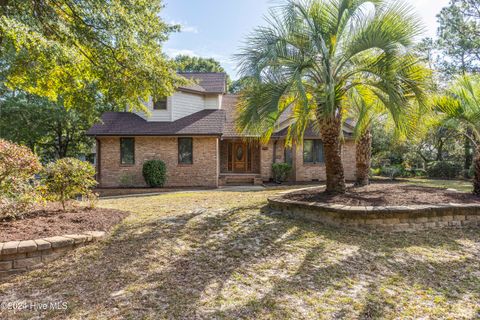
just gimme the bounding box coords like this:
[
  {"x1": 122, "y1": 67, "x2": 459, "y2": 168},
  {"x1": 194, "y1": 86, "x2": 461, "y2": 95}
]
[{"x1": 162, "y1": 0, "x2": 450, "y2": 79}]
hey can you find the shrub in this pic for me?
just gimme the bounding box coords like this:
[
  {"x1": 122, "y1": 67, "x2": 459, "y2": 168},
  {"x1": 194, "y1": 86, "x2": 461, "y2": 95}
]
[
  {"x1": 272, "y1": 162, "x2": 292, "y2": 183},
  {"x1": 426, "y1": 161, "x2": 462, "y2": 179},
  {"x1": 0, "y1": 139, "x2": 43, "y2": 219},
  {"x1": 143, "y1": 160, "x2": 167, "y2": 187},
  {"x1": 42, "y1": 158, "x2": 97, "y2": 210},
  {"x1": 370, "y1": 168, "x2": 382, "y2": 177},
  {"x1": 380, "y1": 165, "x2": 407, "y2": 180}
]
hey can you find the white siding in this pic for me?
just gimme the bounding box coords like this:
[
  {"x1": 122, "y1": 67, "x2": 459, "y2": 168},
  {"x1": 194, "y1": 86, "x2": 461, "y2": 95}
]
[
  {"x1": 133, "y1": 92, "x2": 224, "y2": 122},
  {"x1": 171, "y1": 91, "x2": 205, "y2": 121},
  {"x1": 205, "y1": 95, "x2": 222, "y2": 109},
  {"x1": 134, "y1": 96, "x2": 173, "y2": 121}
]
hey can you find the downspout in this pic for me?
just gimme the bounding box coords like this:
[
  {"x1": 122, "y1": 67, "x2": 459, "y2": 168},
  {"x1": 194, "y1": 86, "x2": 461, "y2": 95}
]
[{"x1": 95, "y1": 138, "x2": 101, "y2": 186}]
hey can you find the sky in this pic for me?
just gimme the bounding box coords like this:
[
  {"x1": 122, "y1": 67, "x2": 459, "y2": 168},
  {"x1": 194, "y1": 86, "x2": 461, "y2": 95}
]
[{"x1": 162, "y1": 0, "x2": 450, "y2": 79}]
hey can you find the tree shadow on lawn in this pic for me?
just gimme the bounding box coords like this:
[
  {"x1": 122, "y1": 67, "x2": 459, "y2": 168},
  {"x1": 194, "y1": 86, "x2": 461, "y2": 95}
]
[{"x1": 0, "y1": 203, "x2": 479, "y2": 319}]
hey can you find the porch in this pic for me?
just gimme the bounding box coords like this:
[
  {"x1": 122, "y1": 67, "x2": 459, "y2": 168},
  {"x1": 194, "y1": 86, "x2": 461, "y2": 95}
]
[{"x1": 219, "y1": 139, "x2": 263, "y2": 185}]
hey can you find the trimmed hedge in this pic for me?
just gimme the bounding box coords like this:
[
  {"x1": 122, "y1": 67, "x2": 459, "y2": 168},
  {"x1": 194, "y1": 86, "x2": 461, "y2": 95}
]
[{"x1": 143, "y1": 160, "x2": 167, "y2": 187}]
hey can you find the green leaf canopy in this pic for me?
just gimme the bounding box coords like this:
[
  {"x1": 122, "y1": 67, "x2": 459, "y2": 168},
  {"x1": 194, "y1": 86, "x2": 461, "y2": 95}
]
[
  {"x1": 0, "y1": 0, "x2": 184, "y2": 112},
  {"x1": 235, "y1": 0, "x2": 425, "y2": 144}
]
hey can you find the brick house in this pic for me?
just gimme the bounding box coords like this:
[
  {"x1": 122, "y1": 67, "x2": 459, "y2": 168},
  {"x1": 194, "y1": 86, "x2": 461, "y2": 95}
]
[{"x1": 87, "y1": 72, "x2": 356, "y2": 188}]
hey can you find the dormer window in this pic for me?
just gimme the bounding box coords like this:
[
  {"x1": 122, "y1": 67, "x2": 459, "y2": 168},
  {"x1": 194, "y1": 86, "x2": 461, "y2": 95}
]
[{"x1": 153, "y1": 97, "x2": 167, "y2": 110}]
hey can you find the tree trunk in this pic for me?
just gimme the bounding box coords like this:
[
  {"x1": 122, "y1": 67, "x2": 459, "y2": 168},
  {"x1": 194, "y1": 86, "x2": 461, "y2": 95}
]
[
  {"x1": 355, "y1": 127, "x2": 372, "y2": 187},
  {"x1": 319, "y1": 116, "x2": 346, "y2": 194},
  {"x1": 473, "y1": 146, "x2": 480, "y2": 195},
  {"x1": 464, "y1": 131, "x2": 473, "y2": 178}
]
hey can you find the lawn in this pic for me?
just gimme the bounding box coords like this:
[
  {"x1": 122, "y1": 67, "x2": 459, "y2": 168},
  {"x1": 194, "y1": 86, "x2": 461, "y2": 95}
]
[
  {"x1": 401, "y1": 178, "x2": 474, "y2": 193},
  {"x1": 0, "y1": 187, "x2": 479, "y2": 319},
  {"x1": 372, "y1": 176, "x2": 474, "y2": 193}
]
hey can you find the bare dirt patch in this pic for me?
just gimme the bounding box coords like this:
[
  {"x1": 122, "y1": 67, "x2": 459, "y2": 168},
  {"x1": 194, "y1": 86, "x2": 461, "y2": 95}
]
[
  {"x1": 0, "y1": 203, "x2": 129, "y2": 241},
  {"x1": 284, "y1": 182, "x2": 480, "y2": 206}
]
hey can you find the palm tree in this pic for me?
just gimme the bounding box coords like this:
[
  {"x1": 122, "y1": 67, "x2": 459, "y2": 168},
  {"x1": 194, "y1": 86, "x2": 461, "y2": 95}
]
[
  {"x1": 348, "y1": 55, "x2": 429, "y2": 186},
  {"x1": 433, "y1": 75, "x2": 480, "y2": 195},
  {"x1": 236, "y1": 0, "x2": 424, "y2": 194}
]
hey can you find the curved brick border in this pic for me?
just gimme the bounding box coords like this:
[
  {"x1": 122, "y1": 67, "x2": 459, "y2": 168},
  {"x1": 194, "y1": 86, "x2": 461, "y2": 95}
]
[
  {"x1": 0, "y1": 231, "x2": 105, "y2": 277},
  {"x1": 268, "y1": 196, "x2": 480, "y2": 232}
]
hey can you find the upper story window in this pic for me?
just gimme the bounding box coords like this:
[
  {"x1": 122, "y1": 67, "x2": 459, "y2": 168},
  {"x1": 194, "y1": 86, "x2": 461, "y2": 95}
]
[
  {"x1": 153, "y1": 97, "x2": 167, "y2": 110},
  {"x1": 120, "y1": 137, "x2": 135, "y2": 165},
  {"x1": 303, "y1": 139, "x2": 324, "y2": 164},
  {"x1": 178, "y1": 138, "x2": 193, "y2": 164}
]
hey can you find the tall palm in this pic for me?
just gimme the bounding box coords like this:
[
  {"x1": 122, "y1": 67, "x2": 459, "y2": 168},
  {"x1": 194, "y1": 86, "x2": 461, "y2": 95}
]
[
  {"x1": 433, "y1": 75, "x2": 480, "y2": 195},
  {"x1": 348, "y1": 55, "x2": 429, "y2": 186},
  {"x1": 236, "y1": 0, "x2": 423, "y2": 194}
]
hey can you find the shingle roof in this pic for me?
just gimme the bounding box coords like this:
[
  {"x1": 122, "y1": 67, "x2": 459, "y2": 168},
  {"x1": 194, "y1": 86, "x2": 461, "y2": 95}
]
[
  {"x1": 178, "y1": 72, "x2": 227, "y2": 93},
  {"x1": 86, "y1": 110, "x2": 225, "y2": 136},
  {"x1": 222, "y1": 94, "x2": 246, "y2": 138}
]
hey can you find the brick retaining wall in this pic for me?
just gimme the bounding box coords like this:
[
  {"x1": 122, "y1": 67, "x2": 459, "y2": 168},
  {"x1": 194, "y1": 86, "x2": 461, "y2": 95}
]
[
  {"x1": 268, "y1": 197, "x2": 480, "y2": 232},
  {"x1": 0, "y1": 231, "x2": 105, "y2": 277}
]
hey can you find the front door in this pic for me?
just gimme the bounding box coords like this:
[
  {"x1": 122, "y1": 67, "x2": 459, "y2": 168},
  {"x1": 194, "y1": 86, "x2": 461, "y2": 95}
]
[{"x1": 233, "y1": 142, "x2": 247, "y2": 172}]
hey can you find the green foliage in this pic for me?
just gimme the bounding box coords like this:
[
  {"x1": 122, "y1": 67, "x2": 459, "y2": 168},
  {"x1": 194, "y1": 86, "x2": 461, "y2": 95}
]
[
  {"x1": 380, "y1": 165, "x2": 409, "y2": 180},
  {"x1": 0, "y1": 139, "x2": 43, "y2": 219},
  {"x1": 370, "y1": 168, "x2": 382, "y2": 177},
  {"x1": 175, "y1": 55, "x2": 226, "y2": 73},
  {"x1": 41, "y1": 158, "x2": 97, "y2": 210},
  {"x1": 0, "y1": 0, "x2": 184, "y2": 113},
  {"x1": 0, "y1": 90, "x2": 112, "y2": 161},
  {"x1": 236, "y1": 0, "x2": 425, "y2": 142},
  {"x1": 142, "y1": 160, "x2": 167, "y2": 187},
  {"x1": 174, "y1": 55, "x2": 231, "y2": 89},
  {"x1": 272, "y1": 163, "x2": 292, "y2": 183},
  {"x1": 228, "y1": 77, "x2": 255, "y2": 94},
  {"x1": 434, "y1": 75, "x2": 480, "y2": 143},
  {"x1": 235, "y1": 0, "x2": 426, "y2": 192},
  {"x1": 426, "y1": 161, "x2": 462, "y2": 179},
  {"x1": 437, "y1": 0, "x2": 480, "y2": 74}
]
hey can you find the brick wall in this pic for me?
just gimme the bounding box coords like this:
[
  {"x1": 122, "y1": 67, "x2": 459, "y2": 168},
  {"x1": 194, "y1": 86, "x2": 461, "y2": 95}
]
[
  {"x1": 259, "y1": 139, "x2": 357, "y2": 182},
  {"x1": 98, "y1": 136, "x2": 219, "y2": 188},
  {"x1": 260, "y1": 142, "x2": 274, "y2": 180},
  {"x1": 294, "y1": 139, "x2": 356, "y2": 182}
]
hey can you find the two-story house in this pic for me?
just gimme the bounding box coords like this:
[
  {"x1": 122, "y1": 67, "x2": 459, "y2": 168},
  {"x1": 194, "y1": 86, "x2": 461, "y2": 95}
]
[{"x1": 87, "y1": 72, "x2": 357, "y2": 188}]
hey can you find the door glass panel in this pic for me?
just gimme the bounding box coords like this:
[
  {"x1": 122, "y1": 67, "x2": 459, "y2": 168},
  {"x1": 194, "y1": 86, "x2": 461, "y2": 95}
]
[{"x1": 236, "y1": 145, "x2": 244, "y2": 160}]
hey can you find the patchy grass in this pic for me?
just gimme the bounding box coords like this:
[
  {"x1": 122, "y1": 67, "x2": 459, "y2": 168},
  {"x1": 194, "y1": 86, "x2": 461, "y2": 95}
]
[
  {"x1": 0, "y1": 187, "x2": 479, "y2": 319},
  {"x1": 399, "y1": 178, "x2": 473, "y2": 193}
]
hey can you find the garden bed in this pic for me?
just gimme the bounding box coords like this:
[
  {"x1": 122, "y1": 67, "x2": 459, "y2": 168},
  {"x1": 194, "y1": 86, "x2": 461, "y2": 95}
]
[
  {"x1": 283, "y1": 183, "x2": 480, "y2": 206},
  {"x1": 0, "y1": 203, "x2": 129, "y2": 242},
  {"x1": 270, "y1": 183, "x2": 480, "y2": 232}
]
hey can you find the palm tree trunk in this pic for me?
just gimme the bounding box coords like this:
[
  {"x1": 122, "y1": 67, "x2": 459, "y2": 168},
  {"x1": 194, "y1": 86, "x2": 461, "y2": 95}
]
[
  {"x1": 355, "y1": 127, "x2": 372, "y2": 187},
  {"x1": 473, "y1": 146, "x2": 480, "y2": 195},
  {"x1": 319, "y1": 116, "x2": 346, "y2": 194}
]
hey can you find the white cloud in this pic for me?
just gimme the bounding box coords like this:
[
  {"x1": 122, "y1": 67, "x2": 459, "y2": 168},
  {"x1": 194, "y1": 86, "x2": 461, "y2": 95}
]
[
  {"x1": 170, "y1": 20, "x2": 199, "y2": 34},
  {"x1": 164, "y1": 48, "x2": 199, "y2": 57}
]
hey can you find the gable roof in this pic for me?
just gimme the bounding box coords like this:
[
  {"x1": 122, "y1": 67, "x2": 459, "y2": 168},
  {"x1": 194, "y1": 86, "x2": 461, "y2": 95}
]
[
  {"x1": 221, "y1": 94, "x2": 354, "y2": 139},
  {"x1": 222, "y1": 94, "x2": 245, "y2": 138},
  {"x1": 87, "y1": 93, "x2": 354, "y2": 139},
  {"x1": 178, "y1": 72, "x2": 227, "y2": 94},
  {"x1": 86, "y1": 110, "x2": 225, "y2": 136}
]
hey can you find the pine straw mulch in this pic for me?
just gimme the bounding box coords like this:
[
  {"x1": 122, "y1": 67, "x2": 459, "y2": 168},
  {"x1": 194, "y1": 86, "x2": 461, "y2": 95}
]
[
  {"x1": 0, "y1": 202, "x2": 129, "y2": 242},
  {"x1": 283, "y1": 182, "x2": 480, "y2": 206}
]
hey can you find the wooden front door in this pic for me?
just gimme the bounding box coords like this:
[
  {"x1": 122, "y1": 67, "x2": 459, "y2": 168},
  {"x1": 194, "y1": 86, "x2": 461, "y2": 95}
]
[{"x1": 233, "y1": 142, "x2": 247, "y2": 172}]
